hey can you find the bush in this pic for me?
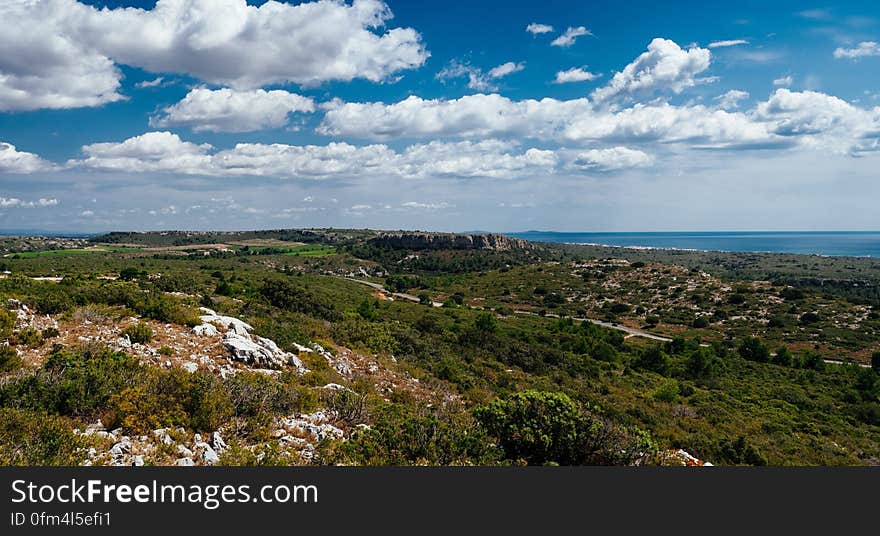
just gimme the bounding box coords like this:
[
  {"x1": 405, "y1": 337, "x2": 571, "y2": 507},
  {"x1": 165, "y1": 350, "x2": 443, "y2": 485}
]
[
  {"x1": 774, "y1": 347, "x2": 793, "y2": 367},
  {"x1": 11, "y1": 327, "x2": 42, "y2": 348},
  {"x1": 337, "y1": 405, "x2": 498, "y2": 465},
  {"x1": 692, "y1": 316, "x2": 710, "y2": 328},
  {"x1": 635, "y1": 346, "x2": 670, "y2": 374},
  {"x1": 738, "y1": 337, "x2": 770, "y2": 363},
  {"x1": 474, "y1": 390, "x2": 655, "y2": 466},
  {"x1": 0, "y1": 344, "x2": 142, "y2": 417},
  {"x1": 0, "y1": 408, "x2": 86, "y2": 465},
  {"x1": 0, "y1": 345, "x2": 23, "y2": 373},
  {"x1": 123, "y1": 322, "x2": 153, "y2": 344}
]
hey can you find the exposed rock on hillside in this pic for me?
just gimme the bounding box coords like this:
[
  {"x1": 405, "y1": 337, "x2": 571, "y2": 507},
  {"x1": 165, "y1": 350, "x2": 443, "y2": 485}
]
[
  {"x1": 197, "y1": 308, "x2": 308, "y2": 373},
  {"x1": 369, "y1": 232, "x2": 538, "y2": 251}
]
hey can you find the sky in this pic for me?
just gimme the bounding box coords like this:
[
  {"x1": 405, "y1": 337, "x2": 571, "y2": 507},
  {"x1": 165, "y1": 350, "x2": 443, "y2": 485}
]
[{"x1": 1, "y1": 0, "x2": 880, "y2": 233}]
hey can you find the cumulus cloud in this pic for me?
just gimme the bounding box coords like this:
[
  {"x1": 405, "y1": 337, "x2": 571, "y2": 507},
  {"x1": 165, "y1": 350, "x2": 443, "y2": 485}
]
[
  {"x1": 318, "y1": 93, "x2": 592, "y2": 140},
  {"x1": 526, "y1": 23, "x2": 554, "y2": 35},
  {"x1": 551, "y1": 26, "x2": 591, "y2": 48},
  {"x1": 0, "y1": 142, "x2": 56, "y2": 173},
  {"x1": 561, "y1": 103, "x2": 775, "y2": 148},
  {"x1": 487, "y1": 62, "x2": 525, "y2": 79},
  {"x1": 151, "y1": 88, "x2": 315, "y2": 133},
  {"x1": 71, "y1": 132, "x2": 559, "y2": 180},
  {"x1": 708, "y1": 39, "x2": 749, "y2": 48},
  {"x1": 715, "y1": 90, "x2": 750, "y2": 110},
  {"x1": 573, "y1": 147, "x2": 654, "y2": 171},
  {"x1": 0, "y1": 197, "x2": 60, "y2": 208},
  {"x1": 436, "y1": 60, "x2": 524, "y2": 91},
  {"x1": 773, "y1": 76, "x2": 794, "y2": 87},
  {"x1": 591, "y1": 38, "x2": 713, "y2": 103},
  {"x1": 754, "y1": 89, "x2": 880, "y2": 152},
  {"x1": 834, "y1": 41, "x2": 880, "y2": 59},
  {"x1": 554, "y1": 68, "x2": 601, "y2": 84},
  {"x1": 0, "y1": 1, "x2": 124, "y2": 111},
  {"x1": 0, "y1": 0, "x2": 427, "y2": 110}
]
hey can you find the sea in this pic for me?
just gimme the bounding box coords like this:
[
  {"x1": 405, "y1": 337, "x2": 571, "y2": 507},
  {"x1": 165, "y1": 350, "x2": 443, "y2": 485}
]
[{"x1": 507, "y1": 231, "x2": 880, "y2": 258}]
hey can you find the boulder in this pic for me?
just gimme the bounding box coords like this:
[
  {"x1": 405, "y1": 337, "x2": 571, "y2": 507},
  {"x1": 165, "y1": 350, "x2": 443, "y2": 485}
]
[
  {"x1": 192, "y1": 323, "x2": 219, "y2": 336},
  {"x1": 211, "y1": 432, "x2": 228, "y2": 452},
  {"x1": 175, "y1": 457, "x2": 194, "y2": 466}
]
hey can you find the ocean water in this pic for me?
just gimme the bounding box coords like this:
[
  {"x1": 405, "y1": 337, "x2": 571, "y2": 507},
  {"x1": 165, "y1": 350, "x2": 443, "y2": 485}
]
[{"x1": 508, "y1": 231, "x2": 880, "y2": 258}]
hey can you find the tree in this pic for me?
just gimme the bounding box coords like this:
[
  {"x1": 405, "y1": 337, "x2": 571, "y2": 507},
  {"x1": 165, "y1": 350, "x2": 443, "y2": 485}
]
[
  {"x1": 635, "y1": 346, "x2": 670, "y2": 374},
  {"x1": 872, "y1": 352, "x2": 880, "y2": 374},
  {"x1": 356, "y1": 298, "x2": 380, "y2": 321},
  {"x1": 738, "y1": 337, "x2": 770, "y2": 363},
  {"x1": 418, "y1": 293, "x2": 432, "y2": 306},
  {"x1": 687, "y1": 347, "x2": 721, "y2": 380},
  {"x1": 773, "y1": 347, "x2": 793, "y2": 367},
  {"x1": 474, "y1": 312, "x2": 497, "y2": 334}
]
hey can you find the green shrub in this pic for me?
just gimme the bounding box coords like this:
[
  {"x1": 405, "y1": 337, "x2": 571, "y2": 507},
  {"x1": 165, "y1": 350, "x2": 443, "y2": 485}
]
[
  {"x1": 337, "y1": 405, "x2": 498, "y2": 465},
  {"x1": 123, "y1": 322, "x2": 153, "y2": 344},
  {"x1": 12, "y1": 327, "x2": 43, "y2": 348},
  {"x1": 0, "y1": 345, "x2": 23, "y2": 373},
  {"x1": 474, "y1": 390, "x2": 655, "y2": 466},
  {"x1": 0, "y1": 408, "x2": 86, "y2": 465}
]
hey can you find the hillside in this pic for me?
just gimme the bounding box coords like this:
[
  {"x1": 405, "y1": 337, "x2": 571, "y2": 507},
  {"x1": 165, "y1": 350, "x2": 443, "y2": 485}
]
[{"x1": 1, "y1": 228, "x2": 879, "y2": 466}]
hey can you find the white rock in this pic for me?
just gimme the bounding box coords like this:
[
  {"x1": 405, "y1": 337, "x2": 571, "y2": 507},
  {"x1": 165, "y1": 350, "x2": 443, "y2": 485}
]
[
  {"x1": 177, "y1": 445, "x2": 193, "y2": 458},
  {"x1": 211, "y1": 432, "x2": 228, "y2": 452},
  {"x1": 201, "y1": 446, "x2": 220, "y2": 465},
  {"x1": 192, "y1": 323, "x2": 219, "y2": 337},
  {"x1": 181, "y1": 362, "x2": 198, "y2": 373},
  {"x1": 175, "y1": 457, "x2": 194, "y2": 466},
  {"x1": 133, "y1": 455, "x2": 144, "y2": 467},
  {"x1": 109, "y1": 440, "x2": 130, "y2": 457}
]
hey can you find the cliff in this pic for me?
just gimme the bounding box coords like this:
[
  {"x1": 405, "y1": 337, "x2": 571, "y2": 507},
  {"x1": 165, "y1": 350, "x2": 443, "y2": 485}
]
[{"x1": 369, "y1": 232, "x2": 538, "y2": 251}]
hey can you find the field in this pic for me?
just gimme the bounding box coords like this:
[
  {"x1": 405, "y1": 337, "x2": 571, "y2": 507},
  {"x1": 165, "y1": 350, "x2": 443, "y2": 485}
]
[{"x1": 0, "y1": 230, "x2": 878, "y2": 466}]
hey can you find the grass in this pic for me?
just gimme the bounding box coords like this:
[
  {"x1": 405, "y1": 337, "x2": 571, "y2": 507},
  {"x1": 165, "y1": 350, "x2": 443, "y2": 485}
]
[{"x1": 7, "y1": 246, "x2": 142, "y2": 259}]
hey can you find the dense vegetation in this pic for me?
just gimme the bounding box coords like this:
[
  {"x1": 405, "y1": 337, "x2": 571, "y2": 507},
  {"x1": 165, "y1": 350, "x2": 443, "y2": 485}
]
[{"x1": 1, "y1": 229, "x2": 878, "y2": 466}]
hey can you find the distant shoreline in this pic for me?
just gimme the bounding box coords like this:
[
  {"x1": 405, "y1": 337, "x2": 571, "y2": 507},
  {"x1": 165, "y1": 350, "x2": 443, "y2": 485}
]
[{"x1": 510, "y1": 231, "x2": 880, "y2": 259}]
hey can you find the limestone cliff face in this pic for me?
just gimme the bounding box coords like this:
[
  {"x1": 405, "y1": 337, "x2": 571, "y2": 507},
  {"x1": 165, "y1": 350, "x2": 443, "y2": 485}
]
[{"x1": 369, "y1": 232, "x2": 537, "y2": 251}]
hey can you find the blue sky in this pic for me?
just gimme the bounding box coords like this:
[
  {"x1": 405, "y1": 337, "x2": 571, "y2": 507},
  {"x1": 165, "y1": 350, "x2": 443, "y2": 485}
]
[{"x1": 1, "y1": 0, "x2": 879, "y2": 233}]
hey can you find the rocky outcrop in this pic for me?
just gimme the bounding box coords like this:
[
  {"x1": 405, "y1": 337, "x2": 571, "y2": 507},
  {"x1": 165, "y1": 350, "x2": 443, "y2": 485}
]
[
  {"x1": 369, "y1": 232, "x2": 537, "y2": 251},
  {"x1": 199, "y1": 307, "x2": 308, "y2": 373}
]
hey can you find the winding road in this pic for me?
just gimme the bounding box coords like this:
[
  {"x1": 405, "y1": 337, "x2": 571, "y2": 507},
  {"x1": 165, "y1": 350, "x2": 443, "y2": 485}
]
[{"x1": 340, "y1": 276, "x2": 672, "y2": 341}]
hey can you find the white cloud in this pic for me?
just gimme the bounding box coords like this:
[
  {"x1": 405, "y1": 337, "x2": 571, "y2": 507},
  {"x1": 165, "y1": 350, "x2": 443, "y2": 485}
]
[
  {"x1": 708, "y1": 39, "x2": 749, "y2": 48},
  {"x1": 437, "y1": 60, "x2": 523, "y2": 91},
  {"x1": 72, "y1": 132, "x2": 559, "y2": 180},
  {"x1": 0, "y1": 197, "x2": 58, "y2": 208},
  {"x1": 834, "y1": 41, "x2": 880, "y2": 59},
  {"x1": 80, "y1": 210, "x2": 94, "y2": 217},
  {"x1": 754, "y1": 89, "x2": 880, "y2": 152},
  {"x1": 715, "y1": 89, "x2": 750, "y2": 110},
  {"x1": 573, "y1": 147, "x2": 654, "y2": 171},
  {"x1": 0, "y1": 142, "x2": 56, "y2": 173},
  {"x1": 136, "y1": 77, "x2": 165, "y2": 89},
  {"x1": 398, "y1": 140, "x2": 557, "y2": 179},
  {"x1": 562, "y1": 103, "x2": 775, "y2": 148},
  {"x1": 554, "y1": 68, "x2": 601, "y2": 84},
  {"x1": 551, "y1": 26, "x2": 591, "y2": 48},
  {"x1": 591, "y1": 38, "x2": 713, "y2": 103},
  {"x1": 400, "y1": 201, "x2": 453, "y2": 210},
  {"x1": 0, "y1": 0, "x2": 427, "y2": 110},
  {"x1": 0, "y1": 1, "x2": 123, "y2": 111},
  {"x1": 773, "y1": 76, "x2": 794, "y2": 87},
  {"x1": 319, "y1": 93, "x2": 592, "y2": 140},
  {"x1": 151, "y1": 88, "x2": 315, "y2": 133},
  {"x1": 526, "y1": 23, "x2": 554, "y2": 35},
  {"x1": 487, "y1": 62, "x2": 525, "y2": 79}
]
